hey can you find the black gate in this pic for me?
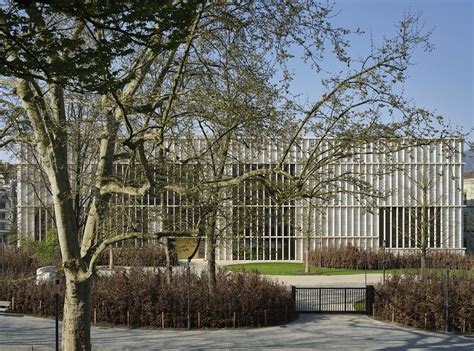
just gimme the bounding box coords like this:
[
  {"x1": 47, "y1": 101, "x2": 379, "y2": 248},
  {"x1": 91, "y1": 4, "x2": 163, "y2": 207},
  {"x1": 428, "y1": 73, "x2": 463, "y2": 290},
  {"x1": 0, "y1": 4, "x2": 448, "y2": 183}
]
[{"x1": 292, "y1": 286, "x2": 374, "y2": 314}]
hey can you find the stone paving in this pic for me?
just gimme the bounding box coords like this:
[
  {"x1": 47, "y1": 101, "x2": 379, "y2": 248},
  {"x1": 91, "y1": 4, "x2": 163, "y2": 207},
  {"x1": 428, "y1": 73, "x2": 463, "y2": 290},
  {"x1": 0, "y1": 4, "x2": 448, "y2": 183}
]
[{"x1": 0, "y1": 310, "x2": 472, "y2": 350}]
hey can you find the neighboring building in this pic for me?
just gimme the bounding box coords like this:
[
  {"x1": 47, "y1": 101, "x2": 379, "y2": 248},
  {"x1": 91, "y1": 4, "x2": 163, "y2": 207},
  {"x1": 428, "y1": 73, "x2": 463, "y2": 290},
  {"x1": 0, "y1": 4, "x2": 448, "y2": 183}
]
[
  {"x1": 16, "y1": 139, "x2": 465, "y2": 260},
  {"x1": 0, "y1": 162, "x2": 15, "y2": 241},
  {"x1": 463, "y1": 170, "x2": 474, "y2": 252}
]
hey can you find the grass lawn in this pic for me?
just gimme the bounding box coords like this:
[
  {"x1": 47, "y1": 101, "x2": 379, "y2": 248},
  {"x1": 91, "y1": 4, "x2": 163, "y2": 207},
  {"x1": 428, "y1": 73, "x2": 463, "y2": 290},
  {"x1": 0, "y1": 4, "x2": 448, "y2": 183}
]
[
  {"x1": 353, "y1": 299, "x2": 366, "y2": 312},
  {"x1": 224, "y1": 262, "x2": 393, "y2": 276},
  {"x1": 225, "y1": 262, "x2": 474, "y2": 277}
]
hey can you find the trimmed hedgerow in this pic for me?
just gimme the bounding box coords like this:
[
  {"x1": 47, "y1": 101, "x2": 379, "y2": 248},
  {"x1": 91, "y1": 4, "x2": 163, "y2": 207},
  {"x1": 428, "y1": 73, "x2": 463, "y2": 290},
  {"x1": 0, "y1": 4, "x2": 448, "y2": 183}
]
[
  {"x1": 0, "y1": 245, "x2": 43, "y2": 279},
  {"x1": 0, "y1": 269, "x2": 295, "y2": 328},
  {"x1": 308, "y1": 244, "x2": 474, "y2": 270},
  {"x1": 0, "y1": 243, "x2": 176, "y2": 281},
  {"x1": 373, "y1": 272, "x2": 473, "y2": 334}
]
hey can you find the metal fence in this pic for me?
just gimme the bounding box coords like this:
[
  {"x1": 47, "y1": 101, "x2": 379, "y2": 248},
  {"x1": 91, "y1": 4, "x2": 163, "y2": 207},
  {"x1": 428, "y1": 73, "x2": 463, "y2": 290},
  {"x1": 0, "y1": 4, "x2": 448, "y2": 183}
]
[{"x1": 292, "y1": 286, "x2": 374, "y2": 314}]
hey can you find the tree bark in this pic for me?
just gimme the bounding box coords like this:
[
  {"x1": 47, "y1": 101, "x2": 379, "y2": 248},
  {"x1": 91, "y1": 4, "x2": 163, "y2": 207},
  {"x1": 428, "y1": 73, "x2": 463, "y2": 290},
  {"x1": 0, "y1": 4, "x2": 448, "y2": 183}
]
[{"x1": 62, "y1": 271, "x2": 92, "y2": 351}]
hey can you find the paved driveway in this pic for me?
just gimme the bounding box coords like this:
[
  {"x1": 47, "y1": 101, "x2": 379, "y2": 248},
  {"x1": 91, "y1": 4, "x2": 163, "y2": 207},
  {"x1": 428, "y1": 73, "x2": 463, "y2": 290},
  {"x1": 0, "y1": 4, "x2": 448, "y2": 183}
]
[{"x1": 0, "y1": 313, "x2": 472, "y2": 350}]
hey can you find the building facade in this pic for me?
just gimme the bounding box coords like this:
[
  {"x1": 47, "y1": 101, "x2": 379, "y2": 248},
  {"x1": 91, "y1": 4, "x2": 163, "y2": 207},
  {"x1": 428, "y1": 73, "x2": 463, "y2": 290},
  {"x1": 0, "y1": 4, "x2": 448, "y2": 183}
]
[
  {"x1": 16, "y1": 139, "x2": 465, "y2": 260},
  {"x1": 463, "y1": 170, "x2": 474, "y2": 252},
  {"x1": 0, "y1": 162, "x2": 15, "y2": 241}
]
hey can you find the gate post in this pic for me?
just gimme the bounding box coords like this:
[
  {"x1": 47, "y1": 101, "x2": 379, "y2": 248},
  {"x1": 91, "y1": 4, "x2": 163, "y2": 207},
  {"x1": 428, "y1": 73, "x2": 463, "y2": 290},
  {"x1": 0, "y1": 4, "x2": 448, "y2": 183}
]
[
  {"x1": 291, "y1": 285, "x2": 296, "y2": 304},
  {"x1": 366, "y1": 285, "x2": 375, "y2": 316}
]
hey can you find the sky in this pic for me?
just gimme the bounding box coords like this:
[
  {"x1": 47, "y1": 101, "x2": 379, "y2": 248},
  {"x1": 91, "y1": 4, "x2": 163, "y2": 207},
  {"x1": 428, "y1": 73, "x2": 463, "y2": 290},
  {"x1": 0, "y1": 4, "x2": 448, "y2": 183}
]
[
  {"x1": 286, "y1": 0, "x2": 473, "y2": 142},
  {"x1": 0, "y1": 0, "x2": 472, "y2": 163}
]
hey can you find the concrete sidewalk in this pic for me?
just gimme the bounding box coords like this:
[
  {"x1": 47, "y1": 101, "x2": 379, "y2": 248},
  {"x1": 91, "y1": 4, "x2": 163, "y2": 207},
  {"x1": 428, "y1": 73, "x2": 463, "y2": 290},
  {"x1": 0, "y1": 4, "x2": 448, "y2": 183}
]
[
  {"x1": 0, "y1": 313, "x2": 472, "y2": 350},
  {"x1": 268, "y1": 273, "x2": 384, "y2": 287}
]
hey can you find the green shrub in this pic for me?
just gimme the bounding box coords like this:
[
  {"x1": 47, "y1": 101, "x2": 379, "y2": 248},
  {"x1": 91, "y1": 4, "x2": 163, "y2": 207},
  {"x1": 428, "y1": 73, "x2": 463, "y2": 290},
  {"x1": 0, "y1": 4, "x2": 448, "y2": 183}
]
[{"x1": 20, "y1": 229, "x2": 61, "y2": 267}]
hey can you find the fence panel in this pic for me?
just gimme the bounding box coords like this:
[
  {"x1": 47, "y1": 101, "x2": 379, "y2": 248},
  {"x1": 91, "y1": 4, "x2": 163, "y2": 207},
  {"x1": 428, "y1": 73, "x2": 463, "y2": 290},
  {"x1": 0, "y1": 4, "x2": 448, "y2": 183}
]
[{"x1": 293, "y1": 286, "x2": 373, "y2": 314}]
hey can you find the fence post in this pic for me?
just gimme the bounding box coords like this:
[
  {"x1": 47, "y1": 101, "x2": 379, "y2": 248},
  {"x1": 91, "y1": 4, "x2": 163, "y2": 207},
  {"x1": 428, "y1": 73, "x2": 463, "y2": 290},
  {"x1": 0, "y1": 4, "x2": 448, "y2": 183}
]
[
  {"x1": 291, "y1": 286, "x2": 296, "y2": 312},
  {"x1": 344, "y1": 289, "x2": 347, "y2": 312},
  {"x1": 366, "y1": 285, "x2": 375, "y2": 316}
]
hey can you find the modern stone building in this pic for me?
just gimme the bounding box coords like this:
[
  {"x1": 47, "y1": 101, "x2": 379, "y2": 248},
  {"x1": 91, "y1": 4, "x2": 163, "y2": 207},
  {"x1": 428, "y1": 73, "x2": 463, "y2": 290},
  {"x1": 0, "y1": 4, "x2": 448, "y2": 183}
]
[
  {"x1": 0, "y1": 162, "x2": 15, "y2": 241},
  {"x1": 16, "y1": 138, "x2": 465, "y2": 260}
]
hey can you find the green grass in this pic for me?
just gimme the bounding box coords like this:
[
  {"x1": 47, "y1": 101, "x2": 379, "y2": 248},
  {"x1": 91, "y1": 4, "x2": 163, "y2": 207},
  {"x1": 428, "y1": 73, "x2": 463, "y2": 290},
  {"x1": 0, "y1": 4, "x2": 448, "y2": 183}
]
[
  {"x1": 224, "y1": 262, "x2": 474, "y2": 278},
  {"x1": 353, "y1": 299, "x2": 366, "y2": 312},
  {"x1": 225, "y1": 262, "x2": 392, "y2": 276}
]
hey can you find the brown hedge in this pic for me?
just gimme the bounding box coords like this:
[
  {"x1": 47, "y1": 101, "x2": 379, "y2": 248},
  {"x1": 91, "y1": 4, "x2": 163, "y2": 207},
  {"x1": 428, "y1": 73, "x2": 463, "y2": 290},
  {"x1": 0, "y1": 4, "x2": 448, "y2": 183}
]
[
  {"x1": 0, "y1": 244, "x2": 176, "y2": 282},
  {"x1": 373, "y1": 272, "x2": 473, "y2": 334},
  {"x1": 0, "y1": 245, "x2": 41, "y2": 279},
  {"x1": 0, "y1": 268, "x2": 295, "y2": 328},
  {"x1": 95, "y1": 245, "x2": 178, "y2": 267},
  {"x1": 308, "y1": 244, "x2": 474, "y2": 270}
]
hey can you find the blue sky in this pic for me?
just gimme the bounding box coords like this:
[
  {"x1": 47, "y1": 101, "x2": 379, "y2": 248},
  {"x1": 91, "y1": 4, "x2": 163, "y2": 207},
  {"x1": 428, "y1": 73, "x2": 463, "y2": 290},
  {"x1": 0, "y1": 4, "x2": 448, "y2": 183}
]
[{"x1": 286, "y1": 0, "x2": 473, "y2": 142}]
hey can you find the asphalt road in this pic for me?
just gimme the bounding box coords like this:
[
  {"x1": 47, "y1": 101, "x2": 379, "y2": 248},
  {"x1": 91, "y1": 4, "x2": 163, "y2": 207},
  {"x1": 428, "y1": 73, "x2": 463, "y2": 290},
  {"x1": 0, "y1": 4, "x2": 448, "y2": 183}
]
[{"x1": 0, "y1": 313, "x2": 472, "y2": 350}]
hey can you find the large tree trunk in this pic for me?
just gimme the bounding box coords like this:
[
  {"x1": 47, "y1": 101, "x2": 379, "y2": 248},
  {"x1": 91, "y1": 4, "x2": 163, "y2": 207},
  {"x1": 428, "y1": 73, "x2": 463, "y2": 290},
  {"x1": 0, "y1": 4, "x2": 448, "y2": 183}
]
[{"x1": 62, "y1": 271, "x2": 92, "y2": 351}]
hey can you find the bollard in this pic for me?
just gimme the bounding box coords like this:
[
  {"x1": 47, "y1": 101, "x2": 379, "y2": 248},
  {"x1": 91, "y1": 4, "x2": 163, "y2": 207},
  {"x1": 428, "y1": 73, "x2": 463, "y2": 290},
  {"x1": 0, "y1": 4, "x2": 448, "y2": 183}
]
[
  {"x1": 127, "y1": 311, "x2": 130, "y2": 326},
  {"x1": 94, "y1": 308, "x2": 97, "y2": 325},
  {"x1": 197, "y1": 312, "x2": 201, "y2": 328},
  {"x1": 264, "y1": 310, "x2": 267, "y2": 326},
  {"x1": 233, "y1": 312, "x2": 236, "y2": 328},
  {"x1": 161, "y1": 312, "x2": 165, "y2": 329}
]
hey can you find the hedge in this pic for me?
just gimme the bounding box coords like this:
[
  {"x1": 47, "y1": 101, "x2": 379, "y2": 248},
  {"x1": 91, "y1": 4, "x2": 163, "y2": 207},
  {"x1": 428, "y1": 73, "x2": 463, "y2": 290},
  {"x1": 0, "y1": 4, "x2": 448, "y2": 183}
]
[
  {"x1": 374, "y1": 272, "x2": 473, "y2": 334},
  {"x1": 308, "y1": 244, "x2": 474, "y2": 270},
  {"x1": 0, "y1": 268, "x2": 295, "y2": 328}
]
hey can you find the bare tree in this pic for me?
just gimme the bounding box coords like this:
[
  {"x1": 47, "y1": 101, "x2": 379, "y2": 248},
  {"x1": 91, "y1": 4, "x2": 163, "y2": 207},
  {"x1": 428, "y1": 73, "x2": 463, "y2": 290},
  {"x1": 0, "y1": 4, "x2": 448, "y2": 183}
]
[
  {"x1": 404, "y1": 163, "x2": 446, "y2": 276},
  {"x1": 0, "y1": 2, "x2": 456, "y2": 349}
]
